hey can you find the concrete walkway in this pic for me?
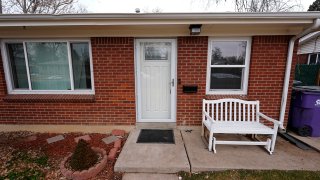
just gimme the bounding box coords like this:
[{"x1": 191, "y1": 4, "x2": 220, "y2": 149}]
[
  {"x1": 182, "y1": 130, "x2": 320, "y2": 172},
  {"x1": 115, "y1": 129, "x2": 320, "y2": 174}
]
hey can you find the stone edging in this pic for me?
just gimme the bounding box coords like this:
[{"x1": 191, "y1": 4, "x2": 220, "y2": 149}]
[{"x1": 60, "y1": 147, "x2": 107, "y2": 180}]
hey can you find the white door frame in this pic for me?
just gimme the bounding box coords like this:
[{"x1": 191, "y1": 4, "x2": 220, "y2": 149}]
[{"x1": 135, "y1": 38, "x2": 177, "y2": 123}]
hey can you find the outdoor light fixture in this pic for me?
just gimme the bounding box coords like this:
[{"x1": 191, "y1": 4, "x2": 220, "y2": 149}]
[{"x1": 189, "y1": 24, "x2": 202, "y2": 35}]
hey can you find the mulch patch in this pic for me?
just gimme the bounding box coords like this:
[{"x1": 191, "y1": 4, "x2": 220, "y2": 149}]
[{"x1": 0, "y1": 131, "x2": 125, "y2": 180}]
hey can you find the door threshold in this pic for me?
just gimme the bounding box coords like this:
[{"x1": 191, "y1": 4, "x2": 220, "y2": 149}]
[{"x1": 136, "y1": 122, "x2": 176, "y2": 129}]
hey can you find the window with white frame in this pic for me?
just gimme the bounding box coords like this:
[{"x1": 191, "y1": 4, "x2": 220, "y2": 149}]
[
  {"x1": 2, "y1": 40, "x2": 94, "y2": 94},
  {"x1": 206, "y1": 37, "x2": 251, "y2": 95},
  {"x1": 308, "y1": 53, "x2": 320, "y2": 65}
]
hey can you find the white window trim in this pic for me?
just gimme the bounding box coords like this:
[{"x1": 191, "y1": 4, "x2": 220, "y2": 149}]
[
  {"x1": 0, "y1": 38, "x2": 95, "y2": 95},
  {"x1": 206, "y1": 37, "x2": 252, "y2": 95},
  {"x1": 307, "y1": 53, "x2": 319, "y2": 65}
]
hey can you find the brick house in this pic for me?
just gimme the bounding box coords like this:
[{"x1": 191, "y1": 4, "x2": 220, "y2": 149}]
[{"x1": 0, "y1": 12, "x2": 319, "y2": 133}]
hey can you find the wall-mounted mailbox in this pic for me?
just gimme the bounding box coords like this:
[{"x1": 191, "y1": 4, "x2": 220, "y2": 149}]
[{"x1": 183, "y1": 85, "x2": 198, "y2": 93}]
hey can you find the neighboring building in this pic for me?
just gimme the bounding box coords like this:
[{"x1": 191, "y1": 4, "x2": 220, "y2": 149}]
[
  {"x1": 298, "y1": 31, "x2": 320, "y2": 64},
  {"x1": 0, "y1": 12, "x2": 319, "y2": 132}
]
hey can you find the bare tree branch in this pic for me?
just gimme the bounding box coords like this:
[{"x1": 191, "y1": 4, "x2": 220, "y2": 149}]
[
  {"x1": 142, "y1": 7, "x2": 163, "y2": 13},
  {"x1": 202, "y1": 0, "x2": 302, "y2": 12},
  {"x1": 2, "y1": 0, "x2": 87, "y2": 14}
]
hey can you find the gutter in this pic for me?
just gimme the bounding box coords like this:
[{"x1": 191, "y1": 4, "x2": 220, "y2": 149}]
[
  {"x1": 0, "y1": 12, "x2": 318, "y2": 27},
  {"x1": 279, "y1": 18, "x2": 320, "y2": 130},
  {"x1": 299, "y1": 31, "x2": 320, "y2": 45},
  {"x1": 1, "y1": 12, "x2": 320, "y2": 20}
]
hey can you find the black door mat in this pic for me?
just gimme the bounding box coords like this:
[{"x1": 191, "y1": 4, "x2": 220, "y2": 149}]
[{"x1": 136, "y1": 129, "x2": 175, "y2": 144}]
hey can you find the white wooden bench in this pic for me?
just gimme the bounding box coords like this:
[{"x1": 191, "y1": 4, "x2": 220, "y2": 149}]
[{"x1": 202, "y1": 99, "x2": 281, "y2": 154}]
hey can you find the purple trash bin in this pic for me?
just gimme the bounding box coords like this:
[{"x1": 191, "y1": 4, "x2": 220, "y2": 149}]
[{"x1": 290, "y1": 91, "x2": 320, "y2": 137}]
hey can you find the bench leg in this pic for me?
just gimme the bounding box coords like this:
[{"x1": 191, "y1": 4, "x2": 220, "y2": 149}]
[
  {"x1": 201, "y1": 122, "x2": 204, "y2": 137},
  {"x1": 251, "y1": 134, "x2": 257, "y2": 139},
  {"x1": 212, "y1": 137, "x2": 217, "y2": 153},
  {"x1": 208, "y1": 131, "x2": 213, "y2": 152},
  {"x1": 265, "y1": 138, "x2": 272, "y2": 154},
  {"x1": 270, "y1": 133, "x2": 277, "y2": 154}
]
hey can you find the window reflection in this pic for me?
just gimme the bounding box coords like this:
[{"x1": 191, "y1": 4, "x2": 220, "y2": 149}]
[
  {"x1": 211, "y1": 41, "x2": 246, "y2": 65},
  {"x1": 144, "y1": 42, "x2": 171, "y2": 60}
]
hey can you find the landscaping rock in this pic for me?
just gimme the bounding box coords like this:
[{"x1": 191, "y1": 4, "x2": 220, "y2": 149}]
[
  {"x1": 74, "y1": 135, "x2": 91, "y2": 143},
  {"x1": 22, "y1": 135, "x2": 37, "y2": 142},
  {"x1": 108, "y1": 147, "x2": 118, "y2": 160},
  {"x1": 46, "y1": 135, "x2": 64, "y2": 144},
  {"x1": 112, "y1": 129, "x2": 125, "y2": 137},
  {"x1": 114, "y1": 139, "x2": 122, "y2": 149},
  {"x1": 102, "y1": 135, "x2": 118, "y2": 145}
]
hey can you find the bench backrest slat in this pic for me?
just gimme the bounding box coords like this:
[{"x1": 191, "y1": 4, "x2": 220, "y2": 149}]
[
  {"x1": 234, "y1": 102, "x2": 236, "y2": 121},
  {"x1": 230, "y1": 102, "x2": 232, "y2": 121},
  {"x1": 252, "y1": 104, "x2": 255, "y2": 122},
  {"x1": 203, "y1": 99, "x2": 260, "y2": 123}
]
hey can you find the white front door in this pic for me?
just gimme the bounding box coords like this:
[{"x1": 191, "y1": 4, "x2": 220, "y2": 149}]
[{"x1": 136, "y1": 39, "x2": 176, "y2": 122}]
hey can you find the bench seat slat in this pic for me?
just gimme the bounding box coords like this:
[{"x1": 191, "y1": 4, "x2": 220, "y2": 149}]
[{"x1": 203, "y1": 121, "x2": 274, "y2": 134}]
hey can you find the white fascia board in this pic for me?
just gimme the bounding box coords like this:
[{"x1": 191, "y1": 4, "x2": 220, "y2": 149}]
[
  {"x1": 0, "y1": 12, "x2": 319, "y2": 27},
  {"x1": 0, "y1": 19, "x2": 314, "y2": 27},
  {"x1": 1, "y1": 12, "x2": 320, "y2": 19}
]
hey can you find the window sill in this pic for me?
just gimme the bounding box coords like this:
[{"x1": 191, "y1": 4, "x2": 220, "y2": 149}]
[
  {"x1": 206, "y1": 91, "x2": 247, "y2": 95},
  {"x1": 3, "y1": 94, "x2": 95, "y2": 103}
]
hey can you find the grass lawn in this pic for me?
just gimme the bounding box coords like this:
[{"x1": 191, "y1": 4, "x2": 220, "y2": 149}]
[{"x1": 179, "y1": 170, "x2": 320, "y2": 180}]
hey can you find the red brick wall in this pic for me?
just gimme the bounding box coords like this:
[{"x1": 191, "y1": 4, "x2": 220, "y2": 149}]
[
  {"x1": 248, "y1": 36, "x2": 296, "y2": 127},
  {"x1": 177, "y1": 36, "x2": 296, "y2": 126},
  {"x1": 0, "y1": 37, "x2": 136, "y2": 125},
  {"x1": 297, "y1": 54, "x2": 309, "y2": 64},
  {"x1": 177, "y1": 37, "x2": 208, "y2": 126},
  {"x1": 0, "y1": 36, "x2": 296, "y2": 127}
]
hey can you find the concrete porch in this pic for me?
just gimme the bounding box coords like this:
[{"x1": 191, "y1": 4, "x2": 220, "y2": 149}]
[{"x1": 115, "y1": 128, "x2": 320, "y2": 173}]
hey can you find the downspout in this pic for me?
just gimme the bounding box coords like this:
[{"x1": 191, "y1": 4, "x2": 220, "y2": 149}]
[{"x1": 279, "y1": 18, "x2": 320, "y2": 130}]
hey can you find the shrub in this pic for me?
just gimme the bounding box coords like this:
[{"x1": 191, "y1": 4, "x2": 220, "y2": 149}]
[{"x1": 69, "y1": 139, "x2": 98, "y2": 171}]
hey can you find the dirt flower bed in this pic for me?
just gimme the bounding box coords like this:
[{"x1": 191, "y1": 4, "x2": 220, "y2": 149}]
[{"x1": 0, "y1": 131, "x2": 125, "y2": 180}]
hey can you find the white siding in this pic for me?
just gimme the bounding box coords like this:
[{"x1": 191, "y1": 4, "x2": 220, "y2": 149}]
[{"x1": 298, "y1": 37, "x2": 320, "y2": 54}]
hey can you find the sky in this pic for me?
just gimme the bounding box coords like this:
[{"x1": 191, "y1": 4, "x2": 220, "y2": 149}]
[{"x1": 79, "y1": 0, "x2": 315, "y2": 13}]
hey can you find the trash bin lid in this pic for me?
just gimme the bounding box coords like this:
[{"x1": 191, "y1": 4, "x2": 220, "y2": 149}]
[{"x1": 293, "y1": 86, "x2": 320, "y2": 92}]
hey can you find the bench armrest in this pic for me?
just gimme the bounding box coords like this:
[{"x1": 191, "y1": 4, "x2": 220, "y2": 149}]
[
  {"x1": 258, "y1": 112, "x2": 281, "y2": 125},
  {"x1": 203, "y1": 111, "x2": 215, "y2": 122}
]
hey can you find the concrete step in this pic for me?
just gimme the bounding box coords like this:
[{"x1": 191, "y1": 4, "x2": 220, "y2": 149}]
[
  {"x1": 122, "y1": 173, "x2": 179, "y2": 180},
  {"x1": 114, "y1": 129, "x2": 190, "y2": 173},
  {"x1": 136, "y1": 123, "x2": 176, "y2": 129}
]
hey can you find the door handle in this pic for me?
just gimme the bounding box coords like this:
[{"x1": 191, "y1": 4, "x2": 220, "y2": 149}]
[{"x1": 171, "y1": 79, "x2": 174, "y2": 87}]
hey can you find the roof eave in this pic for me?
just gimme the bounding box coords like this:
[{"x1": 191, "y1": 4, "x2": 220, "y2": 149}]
[{"x1": 0, "y1": 12, "x2": 318, "y2": 28}]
